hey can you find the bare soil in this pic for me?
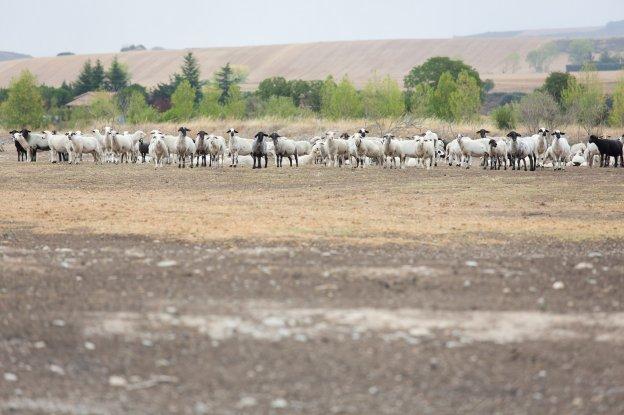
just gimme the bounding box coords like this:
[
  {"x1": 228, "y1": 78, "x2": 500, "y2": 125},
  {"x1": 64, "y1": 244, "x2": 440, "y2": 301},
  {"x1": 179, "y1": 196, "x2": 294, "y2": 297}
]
[{"x1": 1, "y1": 154, "x2": 624, "y2": 414}]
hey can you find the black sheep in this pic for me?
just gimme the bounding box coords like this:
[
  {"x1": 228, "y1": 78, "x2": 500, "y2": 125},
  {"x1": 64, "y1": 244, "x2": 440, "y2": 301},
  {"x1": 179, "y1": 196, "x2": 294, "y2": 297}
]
[
  {"x1": 588, "y1": 135, "x2": 623, "y2": 167},
  {"x1": 9, "y1": 130, "x2": 28, "y2": 161},
  {"x1": 138, "y1": 137, "x2": 150, "y2": 163},
  {"x1": 252, "y1": 132, "x2": 269, "y2": 169}
]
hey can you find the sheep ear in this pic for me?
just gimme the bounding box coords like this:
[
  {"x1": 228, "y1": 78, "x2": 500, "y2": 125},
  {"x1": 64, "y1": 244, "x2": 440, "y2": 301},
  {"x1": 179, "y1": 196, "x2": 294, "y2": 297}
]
[{"x1": 560, "y1": 132, "x2": 565, "y2": 135}]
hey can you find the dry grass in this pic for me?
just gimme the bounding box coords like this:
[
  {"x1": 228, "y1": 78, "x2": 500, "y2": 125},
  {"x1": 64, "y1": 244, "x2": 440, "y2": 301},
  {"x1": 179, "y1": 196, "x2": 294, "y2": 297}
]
[{"x1": 2, "y1": 155, "x2": 624, "y2": 246}]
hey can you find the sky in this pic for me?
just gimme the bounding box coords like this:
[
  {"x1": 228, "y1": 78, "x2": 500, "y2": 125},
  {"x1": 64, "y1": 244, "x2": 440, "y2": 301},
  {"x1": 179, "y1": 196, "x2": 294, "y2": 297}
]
[{"x1": 1, "y1": 0, "x2": 623, "y2": 57}]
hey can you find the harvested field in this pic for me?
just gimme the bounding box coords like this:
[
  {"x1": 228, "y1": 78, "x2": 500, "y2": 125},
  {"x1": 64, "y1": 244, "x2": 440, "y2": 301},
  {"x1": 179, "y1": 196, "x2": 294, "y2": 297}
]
[{"x1": 1, "y1": 153, "x2": 624, "y2": 414}]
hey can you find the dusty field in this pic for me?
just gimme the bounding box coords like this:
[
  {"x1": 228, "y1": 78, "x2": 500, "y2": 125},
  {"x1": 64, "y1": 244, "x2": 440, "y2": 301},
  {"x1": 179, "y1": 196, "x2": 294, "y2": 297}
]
[{"x1": 1, "y1": 153, "x2": 624, "y2": 414}]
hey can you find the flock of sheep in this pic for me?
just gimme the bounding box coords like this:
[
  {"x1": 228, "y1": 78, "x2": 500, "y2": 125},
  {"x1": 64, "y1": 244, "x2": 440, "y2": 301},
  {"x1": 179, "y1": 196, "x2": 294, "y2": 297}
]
[{"x1": 7, "y1": 126, "x2": 624, "y2": 170}]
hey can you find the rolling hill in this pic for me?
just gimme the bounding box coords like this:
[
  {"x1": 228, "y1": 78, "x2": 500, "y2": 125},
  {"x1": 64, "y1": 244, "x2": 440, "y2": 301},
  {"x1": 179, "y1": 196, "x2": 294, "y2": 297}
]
[
  {"x1": 0, "y1": 37, "x2": 620, "y2": 94},
  {"x1": 0, "y1": 51, "x2": 31, "y2": 62}
]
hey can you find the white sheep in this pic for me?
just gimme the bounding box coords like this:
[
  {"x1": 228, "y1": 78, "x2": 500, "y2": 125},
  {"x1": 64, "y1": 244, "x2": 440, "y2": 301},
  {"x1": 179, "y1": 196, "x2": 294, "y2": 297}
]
[
  {"x1": 294, "y1": 140, "x2": 312, "y2": 156},
  {"x1": 324, "y1": 131, "x2": 350, "y2": 167},
  {"x1": 176, "y1": 127, "x2": 196, "y2": 168},
  {"x1": 149, "y1": 133, "x2": 169, "y2": 169},
  {"x1": 416, "y1": 135, "x2": 436, "y2": 169},
  {"x1": 270, "y1": 133, "x2": 299, "y2": 167},
  {"x1": 93, "y1": 127, "x2": 113, "y2": 162},
  {"x1": 487, "y1": 138, "x2": 508, "y2": 170},
  {"x1": 550, "y1": 130, "x2": 570, "y2": 171},
  {"x1": 584, "y1": 142, "x2": 600, "y2": 168},
  {"x1": 353, "y1": 134, "x2": 384, "y2": 167},
  {"x1": 506, "y1": 131, "x2": 536, "y2": 171},
  {"x1": 529, "y1": 128, "x2": 550, "y2": 168},
  {"x1": 312, "y1": 139, "x2": 328, "y2": 165},
  {"x1": 68, "y1": 132, "x2": 102, "y2": 164},
  {"x1": 226, "y1": 128, "x2": 253, "y2": 167},
  {"x1": 457, "y1": 135, "x2": 487, "y2": 169},
  {"x1": 382, "y1": 134, "x2": 405, "y2": 168},
  {"x1": 207, "y1": 134, "x2": 227, "y2": 167},
  {"x1": 43, "y1": 130, "x2": 70, "y2": 163},
  {"x1": 445, "y1": 138, "x2": 463, "y2": 167}
]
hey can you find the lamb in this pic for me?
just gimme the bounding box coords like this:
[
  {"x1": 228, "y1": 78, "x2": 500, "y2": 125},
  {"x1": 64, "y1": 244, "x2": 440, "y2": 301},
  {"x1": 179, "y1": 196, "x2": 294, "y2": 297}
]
[
  {"x1": 18, "y1": 129, "x2": 49, "y2": 162},
  {"x1": 311, "y1": 139, "x2": 328, "y2": 165},
  {"x1": 252, "y1": 131, "x2": 269, "y2": 169},
  {"x1": 148, "y1": 133, "x2": 169, "y2": 169},
  {"x1": 353, "y1": 134, "x2": 384, "y2": 168},
  {"x1": 67, "y1": 132, "x2": 102, "y2": 163},
  {"x1": 138, "y1": 137, "x2": 150, "y2": 163},
  {"x1": 270, "y1": 132, "x2": 299, "y2": 167},
  {"x1": 588, "y1": 134, "x2": 623, "y2": 167},
  {"x1": 488, "y1": 138, "x2": 508, "y2": 170},
  {"x1": 415, "y1": 135, "x2": 436, "y2": 169},
  {"x1": 10, "y1": 130, "x2": 28, "y2": 161},
  {"x1": 506, "y1": 131, "x2": 536, "y2": 171},
  {"x1": 227, "y1": 128, "x2": 253, "y2": 167},
  {"x1": 176, "y1": 126, "x2": 196, "y2": 168},
  {"x1": 584, "y1": 142, "x2": 600, "y2": 168},
  {"x1": 445, "y1": 138, "x2": 463, "y2": 167},
  {"x1": 382, "y1": 134, "x2": 405, "y2": 168},
  {"x1": 324, "y1": 131, "x2": 350, "y2": 167},
  {"x1": 207, "y1": 134, "x2": 227, "y2": 167},
  {"x1": 457, "y1": 135, "x2": 487, "y2": 169}
]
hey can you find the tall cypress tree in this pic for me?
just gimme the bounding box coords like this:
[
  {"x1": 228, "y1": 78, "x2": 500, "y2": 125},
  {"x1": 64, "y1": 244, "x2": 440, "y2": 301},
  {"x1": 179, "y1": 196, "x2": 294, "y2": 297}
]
[{"x1": 214, "y1": 62, "x2": 234, "y2": 104}]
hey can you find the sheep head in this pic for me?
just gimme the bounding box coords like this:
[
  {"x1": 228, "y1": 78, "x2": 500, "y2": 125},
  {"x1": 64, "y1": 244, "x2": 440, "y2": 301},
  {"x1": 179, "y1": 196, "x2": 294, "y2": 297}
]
[{"x1": 476, "y1": 129, "x2": 490, "y2": 138}]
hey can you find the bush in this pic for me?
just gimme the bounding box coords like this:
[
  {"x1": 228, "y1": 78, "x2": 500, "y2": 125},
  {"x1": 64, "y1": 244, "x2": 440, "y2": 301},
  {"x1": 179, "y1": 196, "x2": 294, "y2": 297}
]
[
  {"x1": 1, "y1": 70, "x2": 45, "y2": 128},
  {"x1": 491, "y1": 104, "x2": 517, "y2": 130},
  {"x1": 261, "y1": 96, "x2": 301, "y2": 118}
]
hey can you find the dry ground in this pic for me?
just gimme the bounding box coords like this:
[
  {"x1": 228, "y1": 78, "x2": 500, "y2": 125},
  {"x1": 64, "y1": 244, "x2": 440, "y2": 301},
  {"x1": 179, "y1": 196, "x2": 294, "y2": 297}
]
[{"x1": 1, "y1": 152, "x2": 624, "y2": 414}]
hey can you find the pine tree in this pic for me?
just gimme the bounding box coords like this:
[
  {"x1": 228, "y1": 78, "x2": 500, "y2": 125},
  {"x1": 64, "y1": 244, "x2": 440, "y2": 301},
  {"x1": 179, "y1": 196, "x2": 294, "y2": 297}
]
[
  {"x1": 104, "y1": 57, "x2": 130, "y2": 92},
  {"x1": 91, "y1": 59, "x2": 105, "y2": 90},
  {"x1": 214, "y1": 63, "x2": 234, "y2": 104},
  {"x1": 181, "y1": 52, "x2": 201, "y2": 92},
  {"x1": 74, "y1": 60, "x2": 94, "y2": 95}
]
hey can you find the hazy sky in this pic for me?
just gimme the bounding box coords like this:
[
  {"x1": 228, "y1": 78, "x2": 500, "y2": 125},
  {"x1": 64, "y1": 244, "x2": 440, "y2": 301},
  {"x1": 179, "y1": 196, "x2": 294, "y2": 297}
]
[{"x1": 2, "y1": 0, "x2": 622, "y2": 56}]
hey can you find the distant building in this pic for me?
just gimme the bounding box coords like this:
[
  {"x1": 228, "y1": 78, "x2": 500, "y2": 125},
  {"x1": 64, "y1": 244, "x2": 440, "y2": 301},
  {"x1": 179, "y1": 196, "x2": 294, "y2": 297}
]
[{"x1": 65, "y1": 91, "x2": 115, "y2": 108}]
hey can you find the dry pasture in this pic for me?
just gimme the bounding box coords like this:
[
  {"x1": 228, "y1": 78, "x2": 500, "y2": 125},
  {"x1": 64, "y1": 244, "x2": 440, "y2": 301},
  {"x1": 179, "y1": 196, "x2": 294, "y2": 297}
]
[{"x1": 1, "y1": 152, "x2": 624, "y2": 414}]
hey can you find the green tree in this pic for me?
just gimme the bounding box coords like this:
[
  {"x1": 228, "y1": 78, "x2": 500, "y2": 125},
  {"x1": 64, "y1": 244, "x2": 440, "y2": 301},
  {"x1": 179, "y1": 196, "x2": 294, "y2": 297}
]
[
  {"x1": 73, "y1": 60, "x2": 94, "y2": 95},
  {"x1": 257, "y1": 77, "x2": 291, "y2": 100},
  {"x1": 91, "y1": 59, "x2": 105, "y2": 90},
  {"x1": 450, "y1": 71, "x2": 481, "y2": 122},
  {"x1": 82, "y1": 92, "x2": 120, "y2": 122},
  {"x1": 181, "y1": 52, "x2": 201, "y2": 90},
  {"x1": 568, "y1": 39, "x2": 594, "y2": 65},
  {"x1": 213, "y1": 62, "x2": 247, "y2": 104},
  {"x1": 165, "y1": 80, "x2": 195, "y2": 121},
  {"x1": 406, "y1": 83, "x2": 432, "y2": 117},
  {"x1": 526, "y1": 43, "x2": 559, "y2": 73},
  {"x1": 428, "y1": 72, "x2": 457, "y2": 122},
  {"x1": 362, "y1": 74, "x2": 405, "y2": 119},
  {"x1": 320, "y1": 76, "x2": 362, "y2": 119},
  {"x1": 609, "y1": 77, "x2": 624, "y2": 128},
  {"x1": 1, "y1": 70, "x2": 45, "y2": 128},
  {"x1": 222, "y1": 85, "x2": 246, "y2": 119},
  {"x1": 503, "y1": 52, "x2": 520, "y2": 73},
  {"x1": 261, "y1": 96, "x2": 301, "y2": 118},
  {"x1": 126, "y1": 91, "x2": 158, "y2": 123},
  {"x1": 404, "y1": 57, "x2": 483, "y2": 92},
  {"x1": 104, "y1": 57, "x2": 130, "y2": 92},
  {"x1": 491, "y1": 104, "x2": 517, "y2": 130},
  {"x1": 562, "y1": 65, "x2": 606, "y2": 134},
  {"x1": 198, "y1": 85, "x2": 223, "y2": 118},
  {"x1": 542, "y1": 72, "x2": 575, "y2": 105}
]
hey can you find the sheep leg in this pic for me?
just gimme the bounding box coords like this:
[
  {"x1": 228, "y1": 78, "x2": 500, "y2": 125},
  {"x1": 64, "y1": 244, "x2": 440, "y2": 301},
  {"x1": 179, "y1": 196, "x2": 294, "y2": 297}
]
[{"x1": 294, "y1": 154, "x2": 299, "y2": 167}]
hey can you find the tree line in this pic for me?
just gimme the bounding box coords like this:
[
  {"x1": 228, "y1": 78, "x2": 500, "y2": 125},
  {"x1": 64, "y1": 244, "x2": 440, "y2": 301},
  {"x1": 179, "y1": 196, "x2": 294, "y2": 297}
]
[{"x1": 1, "y1": 53, "x2": 624, "y2": 135}]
